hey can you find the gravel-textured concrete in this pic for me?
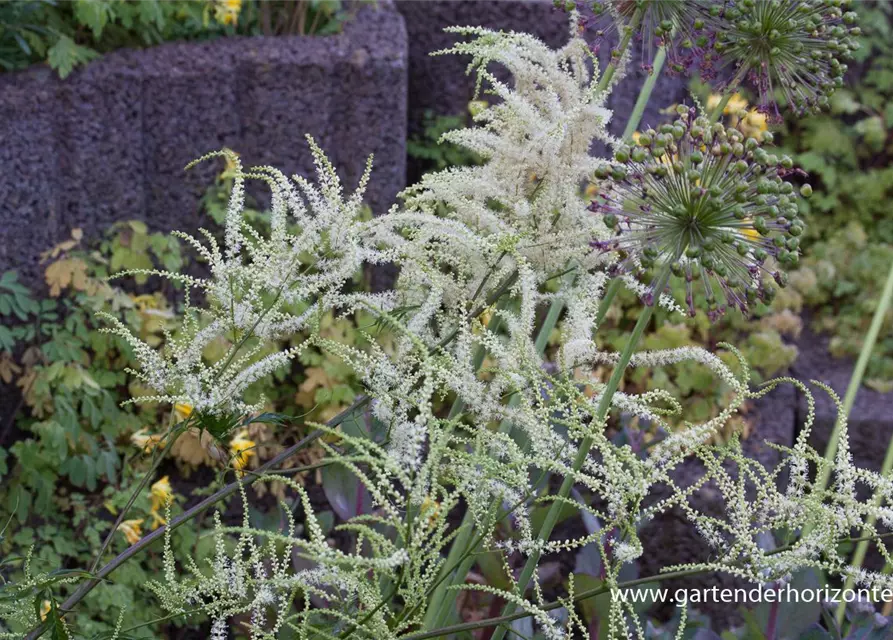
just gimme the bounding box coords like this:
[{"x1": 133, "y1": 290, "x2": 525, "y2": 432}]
[{"x1": 0, "y1": 2, "x2": 407, "y2": 288}]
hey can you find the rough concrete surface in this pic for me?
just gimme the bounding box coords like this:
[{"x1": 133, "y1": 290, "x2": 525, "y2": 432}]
[{"x1": 0, "y1": 2, "x2": 407, "y2": 288}]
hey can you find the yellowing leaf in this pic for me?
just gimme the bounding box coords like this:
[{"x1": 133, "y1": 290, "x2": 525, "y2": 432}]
[
  {"x1": 44, "y1": 258, "x2": 89, "y2": 297},
  {"x1": 171, "y1": 428, "x2": 213, "y2": 467},
  {"x1": 0, "y1": 352, "x2": 22, "y2": 384}
]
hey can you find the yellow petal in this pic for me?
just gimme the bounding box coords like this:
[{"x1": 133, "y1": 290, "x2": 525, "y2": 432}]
[
  {"x1": 150, "y1": 475, "x2": 173, "y2": 511},
  {"x1": 119, "y1": 519, "x2": 144, "y2": 545},
  {"x1": 173, "y1": 402, "x2": 193, "y2": 422},
  {"x1": 229, "y1": 430, "x2": 257, "y2": 474},
  {"x1": 130, "y1": 429, "x2": 165, "y2": 454},
  {"x1": 149, "y1": 509, "x2": 167, "y2": 530},
  {"x1": 725, "y1": 93, "x2": 748, "y2": 114}
]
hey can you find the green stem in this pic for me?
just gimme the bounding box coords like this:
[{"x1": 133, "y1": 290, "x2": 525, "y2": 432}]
[
  {"x1": 817, "y1": 256, "x2": 893, "y2": 497},
  {"x1": 397, "y1": 470, "x2": 551, "y2": 631},
  {"x1": 708, "y1": 64, "x2": 749, "y2": 123},
  {"x1": 23, "y1": 420, "x2": 342, "y2": 640},
  {"x1": 621, "y1": 44, "x2": 668, "y2": 142},
  {"x1": 833, "y1": 256, "x2": 893, "y2": 627},
  {"x1": 595, "y1": 7, "x2": 645, "y2": 94},
  {"x1": 594, "y1": 278, "x2": 621, "y2": 330},
  {"x1": 408, "y1": 531, "x2": 893, "y2": 640},
  {"x1": 424, "y1": 272, "x2": 573, "y2": 630},
  {"x1": 89, "y1": 426, "x2": 182, "y2": 573},
  {"x1": 407, "y1": 567, "x2": 702, "y2": 640},
  {"x1": 708, "y1": 93, "x2": 733, "y2": 123},
  {"x1": 27, "y1": 261, "x2": 528, "y2": 639},
  {"x1": 489, "y1": 269, "x2": 670, "y2": 640}
]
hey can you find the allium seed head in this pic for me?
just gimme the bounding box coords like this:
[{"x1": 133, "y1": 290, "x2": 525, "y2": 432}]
[
  {"x1": 591, "y1": 106, "x2": 809, "y2": 320},
  {"x1": 569, "y1": 0, "x2": 713, "y2": 70},
  {"x1": 709, "y1": 0, "x2": 860, "y2": 117}
]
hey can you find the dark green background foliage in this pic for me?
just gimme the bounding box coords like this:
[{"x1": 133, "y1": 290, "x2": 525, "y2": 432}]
[
  {"x1": 0, "y1": 0, "x2": 353, "y2": 77},
  {"x1": 0, "y1": 174, "x2": 371, "y2": 636},
  {"x1": 778, "y1": 0, "x2": 893, "y2": 390},
  {"x1": 0, "y1": 0, "x2": 224, "y2": 77}
]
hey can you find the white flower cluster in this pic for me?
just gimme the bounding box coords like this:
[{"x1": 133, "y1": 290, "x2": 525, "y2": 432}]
[
  {"x1": 101, "y1": 141, "x2": 396, "y2": 418},
  {"x1": 108, "y1": 11, "x2": 893, "y2": 640}
]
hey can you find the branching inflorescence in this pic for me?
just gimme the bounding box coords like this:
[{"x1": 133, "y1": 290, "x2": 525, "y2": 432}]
[{"x1": 12, "y1": 4, "x2": 891, "y2": 640}]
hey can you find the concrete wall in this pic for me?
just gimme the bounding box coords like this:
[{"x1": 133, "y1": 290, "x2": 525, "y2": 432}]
[{"x1": 0, "y1": 2, "x2": 407, "y2": 287}]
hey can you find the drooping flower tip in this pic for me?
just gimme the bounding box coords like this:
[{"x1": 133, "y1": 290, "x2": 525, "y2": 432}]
[
  {"x1": 230, "y1": 429, "x2": 257, "y2": 475},
  {"x1": 591, "y1": 107, "x2": 808, "y2": 319},
  {"x1": 119, "y1": 519, "x2": 144, "y2": 545}
]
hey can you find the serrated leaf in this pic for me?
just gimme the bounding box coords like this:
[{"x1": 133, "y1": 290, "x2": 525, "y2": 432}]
[
  {"x1": 46, "y1": 36, "x2": 98, "y2": 79},
  {"x1": 137, "y1": 0, "x2": 165, "y2": 29},
  {"x1": 74, "y1": 0, "x2": 111, "y2": 39}
]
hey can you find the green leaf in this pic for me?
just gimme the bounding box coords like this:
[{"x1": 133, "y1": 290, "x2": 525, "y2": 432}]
[
  {"x1": 48, "y1": 598, "x2": 71, "y2": 640},
  {"x1": 830, "y1": 90, "x2": 861, "y2": 115},
  {"x1": 854, "y1": 115, "x2": 886, "y2": 152},
  {"x1": 137, "y1": 0, "x2": 166, "y2": 30},
  {"x1": 74, "y1": 0, "x2": 112, "y2": 39},
  {"x1": 46, "y1": 36, "x2": 98, "y2": 79},
  {"x1": 884, "y1": 102, "x2": 893, "y2": 129}
]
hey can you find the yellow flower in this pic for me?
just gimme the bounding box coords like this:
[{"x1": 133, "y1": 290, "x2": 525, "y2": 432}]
[
  {"x1": 222, "y1": 148, "x2": 240, "y2": 177},
  {"x1": 632, "y1": 130, "x2": 679, "y2": 169},
  {"x1": 119, "y1": 519, "x2": 144, "y2": 545},
  {"x1": 130, "y1": 294, "x2": 160, "y2": 312},
  {"x1": 174, "y1": 402, "x2": 193, "y2": 422},
  {"x1": 215, "y1": 0, "x2": 242, "y2": 25},
  {"x1": 726, "y1": 93, "x2": 748, "y2": 114},
  {"x1": 130, "y1": 428, "x2": 165, "y2": 454},
  {"x1": 740, "y1": 221, "x2": 762, "y2": 242},
  {"x1": 150, "y1": 475, "x2": 173, "y2": 512},
  {"x1": 229, "y1": 429, "x2": 256, "y2": 474},
  {"x1": 707, "y1": 93, "x2": 748, "y2": 115},
  {"x1": 741, "y1": 109, "x2": 768, "y2": 140},
  {"x1": 584, "y1": 183, "x2": 598, "y2": 199},
  {"x1": 149, "y1": 475, "x2": 173, "y2": 529},
  {"x1": 475, "y1": 305, "x2": 494, "y2": 334},
  {"x1": 468, "y1": 100, "x2": 488, "y2": 117},
  {"x1": 150, "y1": 509, "x2": 166, "y2": 530}
]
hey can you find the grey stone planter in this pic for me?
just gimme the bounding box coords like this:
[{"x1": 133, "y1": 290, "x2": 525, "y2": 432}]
[{"x1": 0, "y1": 2, "x2": 407, "y2": 288}]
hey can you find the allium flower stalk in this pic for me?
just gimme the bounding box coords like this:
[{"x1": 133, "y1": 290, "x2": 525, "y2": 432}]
[
  {"x1": 591, "y1": 106, "x2": 809, "y2": 319},
  {"x1": 709, "y1": 0, "x2": 860, "y2": 117},
  {"x1": 612, "y1": 0, "x2": 690, "y2": 39},
  {"x1": 571, "y1": 0, "x2": 859, "y2": 118},
  {"x1": 573, "y1": 0, "x2": 711, "y2": 71}
]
